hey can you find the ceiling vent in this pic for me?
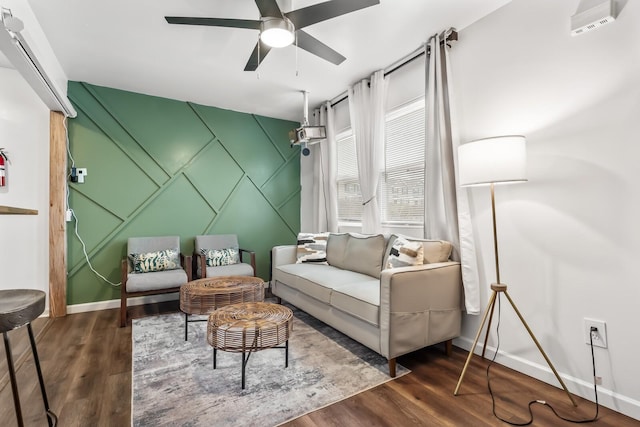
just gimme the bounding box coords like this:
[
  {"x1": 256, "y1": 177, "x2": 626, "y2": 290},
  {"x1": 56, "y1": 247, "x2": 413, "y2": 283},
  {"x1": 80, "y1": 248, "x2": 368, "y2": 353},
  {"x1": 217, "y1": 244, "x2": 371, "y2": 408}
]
[{"x1": 571, "y1": 0, "x2": 616, "y2": 36}]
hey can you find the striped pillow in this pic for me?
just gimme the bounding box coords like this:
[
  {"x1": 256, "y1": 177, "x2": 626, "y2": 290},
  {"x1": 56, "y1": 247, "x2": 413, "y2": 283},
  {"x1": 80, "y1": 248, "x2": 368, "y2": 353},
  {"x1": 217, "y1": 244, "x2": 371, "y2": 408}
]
[
  {"x1": 201, "y1": 247, "x2": 239, "y2": 267},
  {"x1": 296, "y1": 232, "x2": 329, "y2": 265},
  {"x1": 129, "y1": 248, "x2": 180, "y2": 273}
]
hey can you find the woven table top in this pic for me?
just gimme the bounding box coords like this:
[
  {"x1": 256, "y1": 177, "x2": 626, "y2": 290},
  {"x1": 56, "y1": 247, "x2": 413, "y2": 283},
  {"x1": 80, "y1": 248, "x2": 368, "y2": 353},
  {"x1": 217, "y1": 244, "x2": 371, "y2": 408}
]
[
  {"x1": 207, "y1": 302, "x2": 293, "y2": 352},
  {"x1": 180, "y1": 276, "x2": 264, "y2": 315}
]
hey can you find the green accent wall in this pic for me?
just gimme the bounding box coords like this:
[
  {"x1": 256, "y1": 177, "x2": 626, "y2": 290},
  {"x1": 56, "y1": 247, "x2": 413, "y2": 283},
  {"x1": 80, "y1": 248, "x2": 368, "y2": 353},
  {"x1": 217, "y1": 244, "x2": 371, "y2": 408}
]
[{"x1": 66, "y1": 82, "x2": 300, "y2": 305}]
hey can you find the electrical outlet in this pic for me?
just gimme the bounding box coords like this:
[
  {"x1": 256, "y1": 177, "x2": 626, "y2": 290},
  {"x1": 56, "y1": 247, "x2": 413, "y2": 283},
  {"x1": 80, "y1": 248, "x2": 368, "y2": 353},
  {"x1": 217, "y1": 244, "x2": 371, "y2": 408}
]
[
  {"x1": 76, "y1": 168, "x2": 87, "y2": 184},
  {"x1": 584, "y1": 318, "x2": 607, "y2": 348}
]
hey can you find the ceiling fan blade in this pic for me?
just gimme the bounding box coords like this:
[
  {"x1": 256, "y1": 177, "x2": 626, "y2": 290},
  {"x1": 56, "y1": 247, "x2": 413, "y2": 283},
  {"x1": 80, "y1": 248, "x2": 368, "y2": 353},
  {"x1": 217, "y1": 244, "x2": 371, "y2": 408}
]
[
  {"x1": 295, "y1": 30, "x2": 346, "y2": 65},
  {"x1": 165, "y1": 17, "x2": 261, "y2": 30},
  {"x1": 286, "y1": 0, "x2": 379, "y2": 29},
  {"x1": 255, "y1": 0, "x2": 282, "y2": 18},
  {"x1": 244, "y1": 40, "x2": 273, "y2": 71}
]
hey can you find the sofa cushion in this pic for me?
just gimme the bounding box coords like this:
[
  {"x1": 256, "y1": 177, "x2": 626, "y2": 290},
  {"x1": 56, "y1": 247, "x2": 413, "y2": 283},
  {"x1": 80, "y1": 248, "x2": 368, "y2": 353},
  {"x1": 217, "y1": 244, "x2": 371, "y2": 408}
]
[
  {"x1": 296, "y1": 232, "x2": 329, "y2": 264},
  {"x1": 326, "y1": 233, "x2": 349, "y2": 267},
  {"x1": 126, "y1": 268, "x2": 188, "y2": 292},
  {"x1": 204, "y1": 263, "x2": 254, "y2": 279},
  {"x1": 275, "y1": 264, "x2": 334, "y2": 303},
  {"x1": 274, "y1": 264, "x2": 378, "y2": 305},
  {"x1": 343, "y1": 234, "x2": 386, "y2": 278},
  {"x1": 327, "y1": 233, "x2": 386, "y2": 278},
  {"x1": 331, "y1": 281, "x2": 380, "y2": 326}
]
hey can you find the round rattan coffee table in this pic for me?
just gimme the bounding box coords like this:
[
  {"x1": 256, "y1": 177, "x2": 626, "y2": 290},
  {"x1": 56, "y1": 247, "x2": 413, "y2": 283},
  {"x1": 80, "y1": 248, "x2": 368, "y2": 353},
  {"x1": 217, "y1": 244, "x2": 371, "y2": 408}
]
[
  {"x1": 180, "y1": 276, "x2": 264, "y2": 340},
  {"x1": 207, "y1": 302, "x2": 293, "y2": 389}
]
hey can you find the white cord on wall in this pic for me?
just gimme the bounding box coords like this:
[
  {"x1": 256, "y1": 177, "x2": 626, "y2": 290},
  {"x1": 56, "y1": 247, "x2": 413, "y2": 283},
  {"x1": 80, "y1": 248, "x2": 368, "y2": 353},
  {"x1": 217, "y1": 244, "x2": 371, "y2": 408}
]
[{"x1": 64, "y1": 117, "x2": 121, "y2": 287}]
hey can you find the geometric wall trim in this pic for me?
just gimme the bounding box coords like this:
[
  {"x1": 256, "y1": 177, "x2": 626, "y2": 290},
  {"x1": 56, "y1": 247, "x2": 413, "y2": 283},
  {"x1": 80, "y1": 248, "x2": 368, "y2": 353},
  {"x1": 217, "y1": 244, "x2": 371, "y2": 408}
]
[{"x1": 66, "y1": 82, "x2": 300, "y2": 305}]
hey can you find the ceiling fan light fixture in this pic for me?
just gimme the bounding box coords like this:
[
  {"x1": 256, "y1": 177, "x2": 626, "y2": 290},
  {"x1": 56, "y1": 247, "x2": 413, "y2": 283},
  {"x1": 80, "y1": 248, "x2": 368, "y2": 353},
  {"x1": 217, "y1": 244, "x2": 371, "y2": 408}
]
[{"x1": 260, "y1": 17, "x2": 295, "y2": 48}]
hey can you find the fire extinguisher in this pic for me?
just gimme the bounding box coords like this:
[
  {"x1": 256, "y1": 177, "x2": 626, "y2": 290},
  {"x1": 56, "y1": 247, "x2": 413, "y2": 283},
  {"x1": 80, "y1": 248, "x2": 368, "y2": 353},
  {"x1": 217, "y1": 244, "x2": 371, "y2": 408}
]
[{"x1": 0, "y1": 149, "x2": 8, "y2": 188}]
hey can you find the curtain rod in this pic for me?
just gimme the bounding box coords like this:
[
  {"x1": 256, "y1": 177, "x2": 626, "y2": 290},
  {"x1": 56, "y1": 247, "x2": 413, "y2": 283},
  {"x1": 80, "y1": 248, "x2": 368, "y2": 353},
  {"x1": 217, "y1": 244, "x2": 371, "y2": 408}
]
[{"x1": 327, "y1": 29, "x2": 458, "y2": 109}]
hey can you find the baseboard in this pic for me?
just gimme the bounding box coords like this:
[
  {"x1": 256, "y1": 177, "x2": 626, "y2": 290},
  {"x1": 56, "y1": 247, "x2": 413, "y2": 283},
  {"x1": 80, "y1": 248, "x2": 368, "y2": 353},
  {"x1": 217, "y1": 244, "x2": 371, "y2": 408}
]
[
  {"x1": 66, "y1": 293, "x2": 179, "y2": 314},
  {"x1": 453, "y1": 336, "x2": 640, "y2": 421}
]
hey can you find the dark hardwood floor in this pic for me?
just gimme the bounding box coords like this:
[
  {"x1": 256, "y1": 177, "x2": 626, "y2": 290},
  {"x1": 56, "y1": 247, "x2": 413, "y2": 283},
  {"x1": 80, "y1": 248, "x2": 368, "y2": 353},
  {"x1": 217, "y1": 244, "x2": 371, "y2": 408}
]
[{"x1": 1, "y1": 301, "x2": 638, "y2": 426}]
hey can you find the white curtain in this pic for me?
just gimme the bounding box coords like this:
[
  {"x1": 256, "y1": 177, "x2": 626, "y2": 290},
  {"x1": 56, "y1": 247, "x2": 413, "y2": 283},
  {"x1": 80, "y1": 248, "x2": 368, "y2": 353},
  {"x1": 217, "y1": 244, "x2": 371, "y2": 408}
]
[
  {"x1": 424, "y1": 30, "x2": 481, "y2": 314},
  {"x1": 348, "y1": 70, "x2": 388, "y2": 234},
  {"x1": 311, "y1": 102, "x2": 338, "y2": 232}
]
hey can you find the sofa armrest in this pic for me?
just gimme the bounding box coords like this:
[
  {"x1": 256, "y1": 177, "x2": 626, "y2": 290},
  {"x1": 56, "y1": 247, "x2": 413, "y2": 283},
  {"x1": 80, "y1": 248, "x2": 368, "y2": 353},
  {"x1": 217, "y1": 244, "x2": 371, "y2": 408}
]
[
  {"x1": 239, "y1": 248, "x2": 256, "y2": 276},
  {"x1": 180, "y1": 253, "x2": 193, "y2": 281},
  {"x1": 379, "y1": 261, "x2": 462, "y2": 359},
  {"x1": 272, "y1": 245, "x2": 297, "y2": 267}
]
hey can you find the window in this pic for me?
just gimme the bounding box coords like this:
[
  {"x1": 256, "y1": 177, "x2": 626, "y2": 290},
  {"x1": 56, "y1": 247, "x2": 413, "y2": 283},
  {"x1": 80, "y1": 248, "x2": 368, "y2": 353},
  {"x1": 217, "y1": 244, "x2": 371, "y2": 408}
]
[
  {"x1": 336, "y1": 98, "x2": 425, "y2": 226},
  {"x1": 380, "y1": 99, "x2": 425, "y2": 224},
  {"x1": 336, "y1": 132, "x2": 362, "y2": 223}
]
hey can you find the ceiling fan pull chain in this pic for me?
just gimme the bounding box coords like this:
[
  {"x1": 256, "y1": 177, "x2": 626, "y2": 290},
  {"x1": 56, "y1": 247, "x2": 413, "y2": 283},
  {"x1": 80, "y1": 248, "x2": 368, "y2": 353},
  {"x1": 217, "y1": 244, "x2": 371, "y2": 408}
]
[
  {"x1": 295, "y1": 31, "x2": 299, "y2": 77},
  {"x1": 257, "y1": 38, "x2": 261, "y2": 80}
]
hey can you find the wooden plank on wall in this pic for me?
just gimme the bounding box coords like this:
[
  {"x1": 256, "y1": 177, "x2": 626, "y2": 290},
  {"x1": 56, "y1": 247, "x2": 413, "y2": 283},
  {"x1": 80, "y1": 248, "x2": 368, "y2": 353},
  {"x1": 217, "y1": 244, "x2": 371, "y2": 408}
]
[
  {"x1": 49, "y1": 111, "x2": 67, "y2": 317},
  {"x1": 0, "y1": 206, "x2": 38, "y2": 215}
]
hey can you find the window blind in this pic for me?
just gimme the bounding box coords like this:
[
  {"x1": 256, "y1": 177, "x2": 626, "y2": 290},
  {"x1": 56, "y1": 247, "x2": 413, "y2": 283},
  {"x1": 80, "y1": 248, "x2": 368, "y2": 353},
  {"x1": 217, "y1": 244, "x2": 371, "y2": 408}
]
[{"x1": 336, "y1": 98, "x2": 425, "y2": 226}]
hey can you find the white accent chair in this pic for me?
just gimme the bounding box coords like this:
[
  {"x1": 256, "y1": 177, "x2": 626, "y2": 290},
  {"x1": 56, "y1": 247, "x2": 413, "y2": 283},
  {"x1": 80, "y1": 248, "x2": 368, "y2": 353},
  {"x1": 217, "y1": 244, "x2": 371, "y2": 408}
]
[
  {"x1": 194, "y1": 234, "x2": 256, "y2": 279},
  {"x1": 120, "y1": 236, "x2": 192, "y2": 327}
]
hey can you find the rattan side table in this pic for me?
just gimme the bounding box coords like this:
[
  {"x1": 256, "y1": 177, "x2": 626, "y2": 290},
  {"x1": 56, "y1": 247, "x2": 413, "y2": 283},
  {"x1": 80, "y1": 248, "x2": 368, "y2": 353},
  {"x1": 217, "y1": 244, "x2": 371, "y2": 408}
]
[
  {"x1": 207, "y1": 302, "x2": 293, "y2": 389},
  {"x1": 180, "y1": 276, "x2": 264, "y2": 340}
]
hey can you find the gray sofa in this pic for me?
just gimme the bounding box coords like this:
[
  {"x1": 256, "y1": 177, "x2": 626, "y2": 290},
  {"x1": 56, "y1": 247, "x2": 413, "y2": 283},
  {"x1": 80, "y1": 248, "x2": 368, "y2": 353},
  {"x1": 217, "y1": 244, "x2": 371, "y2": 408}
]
[{"x1": 271, "y1": 233, "x2": 463, "y2": 376}]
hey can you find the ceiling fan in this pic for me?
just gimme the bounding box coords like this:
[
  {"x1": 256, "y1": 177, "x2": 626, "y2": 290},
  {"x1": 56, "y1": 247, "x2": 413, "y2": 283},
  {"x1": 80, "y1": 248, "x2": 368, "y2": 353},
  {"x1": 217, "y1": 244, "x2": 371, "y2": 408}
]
[{"x1": 165, "y1": 0, "x2": 380, "y2": 71}]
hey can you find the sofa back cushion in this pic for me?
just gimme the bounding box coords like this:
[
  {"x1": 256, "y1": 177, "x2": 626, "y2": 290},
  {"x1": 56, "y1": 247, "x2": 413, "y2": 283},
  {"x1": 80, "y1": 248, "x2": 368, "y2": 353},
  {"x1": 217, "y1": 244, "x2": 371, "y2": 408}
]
[
  {"x1": 326, "y1": 233, "x2": 349, "y2": 266},
  {"x1": 327, "y1": 233, "x2": 386, "y2": 278}
]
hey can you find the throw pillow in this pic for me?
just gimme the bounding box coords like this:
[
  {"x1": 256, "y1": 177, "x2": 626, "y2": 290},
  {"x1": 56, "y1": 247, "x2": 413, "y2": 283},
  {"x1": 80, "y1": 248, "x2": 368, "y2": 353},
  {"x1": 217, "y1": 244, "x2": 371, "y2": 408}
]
[
  {"x1": 296, "y1": 232, "x2": 329, "y2": 264},
  {"x1": 387, "y1": 236, "x2": 424, "y2": 269},
  {"x1": 129, "y1": 248, "x2": 180, "y2": 273},
  {"x1": 201, "y1": 247, "x2": 239, "y2": 267}
]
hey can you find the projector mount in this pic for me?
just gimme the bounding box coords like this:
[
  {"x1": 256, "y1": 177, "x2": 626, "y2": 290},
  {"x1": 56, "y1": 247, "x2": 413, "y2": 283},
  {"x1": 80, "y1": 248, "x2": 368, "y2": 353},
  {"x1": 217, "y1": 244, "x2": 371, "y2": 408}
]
[{"x1": 289, "y1": 91, "x2": 326, "y2": 156}]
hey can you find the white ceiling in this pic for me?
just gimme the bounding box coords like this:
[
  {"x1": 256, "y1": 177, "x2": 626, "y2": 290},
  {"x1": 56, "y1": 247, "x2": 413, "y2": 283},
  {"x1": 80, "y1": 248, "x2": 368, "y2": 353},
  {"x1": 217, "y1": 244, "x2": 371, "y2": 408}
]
[{"x1": 23, "y1": 0, "x2": 511, "y2": 121}]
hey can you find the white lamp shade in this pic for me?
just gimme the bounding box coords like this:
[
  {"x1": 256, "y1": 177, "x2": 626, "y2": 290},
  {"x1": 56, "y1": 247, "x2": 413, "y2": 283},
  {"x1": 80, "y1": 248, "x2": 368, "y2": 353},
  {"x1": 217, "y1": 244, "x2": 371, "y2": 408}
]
[
  {"x1": 458, "y1": 135, "x2": 527, "y2": 186},
  {"x1": 260, "y1": 18, "x2": 295, "y2": 48}
]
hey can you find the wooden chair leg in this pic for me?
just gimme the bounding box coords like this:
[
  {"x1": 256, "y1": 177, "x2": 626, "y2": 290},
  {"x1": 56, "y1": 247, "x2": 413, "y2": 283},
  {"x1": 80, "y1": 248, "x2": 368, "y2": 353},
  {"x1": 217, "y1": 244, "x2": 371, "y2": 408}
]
[
  {"x1": 120, "y1": 259, "x2": 128, "y2": 327},
  {"x1": 445, "y1": 339, "x2": 453, "y2": 356},
  {"x1": 388, "y1": 358, "x2": 396, "y2": 377},
  {"x1": 120, "y1": 289, "x2": 127, "y2": 327}
]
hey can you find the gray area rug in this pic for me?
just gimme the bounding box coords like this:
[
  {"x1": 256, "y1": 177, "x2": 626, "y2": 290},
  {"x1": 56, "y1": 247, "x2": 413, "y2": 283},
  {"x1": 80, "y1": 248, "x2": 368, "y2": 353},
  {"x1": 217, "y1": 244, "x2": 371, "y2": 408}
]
[{"x1": 132, "y1": 306, "x2": 409, "y2": 426}]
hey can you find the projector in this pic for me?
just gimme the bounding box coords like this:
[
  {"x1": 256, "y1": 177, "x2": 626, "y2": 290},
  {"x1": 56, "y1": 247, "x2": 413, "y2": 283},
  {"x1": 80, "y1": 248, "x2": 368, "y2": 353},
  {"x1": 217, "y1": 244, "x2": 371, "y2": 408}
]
[
  {"x1": 571, "y1": 0, "x2": 615, "y2": 36},
  {"x1": 289, "y1": 126, "x2": 326, "y2": 145}
]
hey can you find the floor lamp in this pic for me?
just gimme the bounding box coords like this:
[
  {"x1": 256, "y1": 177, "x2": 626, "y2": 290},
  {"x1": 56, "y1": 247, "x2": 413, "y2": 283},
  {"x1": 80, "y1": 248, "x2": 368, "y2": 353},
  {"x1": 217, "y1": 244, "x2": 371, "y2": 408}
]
[{"x1": 453, "y1": 135, "x2": 576, "y2": 407}]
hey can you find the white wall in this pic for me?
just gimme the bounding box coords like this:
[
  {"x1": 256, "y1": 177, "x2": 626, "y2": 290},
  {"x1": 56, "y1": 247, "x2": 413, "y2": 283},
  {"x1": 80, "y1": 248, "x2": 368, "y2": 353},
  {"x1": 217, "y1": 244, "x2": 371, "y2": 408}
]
[
  {"x1": 0, "y1": 67, "x2": 50, "y2": 309},
  {"x1": 453, "y1": 0, "x2": 640, "y2": 419}
]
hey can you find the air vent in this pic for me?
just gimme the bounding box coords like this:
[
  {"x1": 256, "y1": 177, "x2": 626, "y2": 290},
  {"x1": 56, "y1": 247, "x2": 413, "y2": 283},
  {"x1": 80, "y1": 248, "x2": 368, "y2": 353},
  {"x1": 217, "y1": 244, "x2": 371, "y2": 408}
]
[{"x1": 571, "y1": 0, "x2": 615, "y2": 36}]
